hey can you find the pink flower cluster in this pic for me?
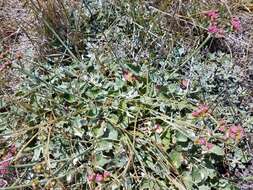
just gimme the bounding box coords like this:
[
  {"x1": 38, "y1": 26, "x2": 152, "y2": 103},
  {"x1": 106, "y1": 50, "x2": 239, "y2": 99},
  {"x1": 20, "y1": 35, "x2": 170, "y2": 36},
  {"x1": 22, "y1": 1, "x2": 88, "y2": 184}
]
[
  {"x1": 154, "y1": 124, "x2": 163, "y2": 134},
  {"x1": 231, "y1": 17, "x2": 241, "y2": 31},
  {"x1": 0, "y1": 145, "x2": 16, "y2": 175},
  {"x1": 204, "y1": 10, "x2": 219, "y2": 22},
  {"x1": 208, "y1": 25, "x2": 222, "y2": 34},
  {"x1": 204, "y1": 10, "x2": 241, "y2": 36},
  {"x1": 204, "y1": 10, "x2": 224, "y2": 37},
  {"x1": 226, "y1": 125, "x2": 244, "y2": 140},
  {"x1": 192, "y1": 104, "x2": 209, "y2": 117},
  {"x1": 88, "y1": 171, "x2": 110, "y2": 183},
  {"x1": 218, "y1": 121, "x2": 244, "y2": 141},
  {"x1": 196, "y1": 137, "x2": 214, "y2": 150},
  {"x1": 228, "y1": 125, "x2": 244, "y2": 139}
]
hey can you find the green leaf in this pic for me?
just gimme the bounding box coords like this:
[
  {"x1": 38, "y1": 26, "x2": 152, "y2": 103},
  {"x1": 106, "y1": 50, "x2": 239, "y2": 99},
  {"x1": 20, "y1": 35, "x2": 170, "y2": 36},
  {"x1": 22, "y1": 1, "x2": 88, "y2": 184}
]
[
  {"x1": 86, "y1": 87, "x2": 100, "y2": 98},
  {"x1": 140, "y1": 179, "x2": 156, "y2": 190},
  {"x1": 72, "y1": 117, "x2": 84, "y2": 138},
  {"x1": 96, "y1": 154, "x2": 111, "y2": 167},
  {"x1": 168, "y1": 150, "x2": 183, "y2": 169},
  {"x1": 96, "y1": 141, "x2": 113, "y2": 151},
  {"x1": 161, "y1": 129, "x2": 171, "y2": 150},
  {"x1": 192, "y1": 167, "x2": 207, "y2": 184},
  {"x1": 0, "y1": 99, "x2": 6, "y2": 109},
  {"x1": 63, "y1": 93, "x2": 75, "y2": 103},
  {"x1": 199, "y1": 185, "x2": 211, "y2": 190},
  {"x1": 32, "y1": 147, "x2": 42, "y2": 161},
  {"x1": 107, "y1": 127, "x2": 118, "y2": 140},
  {"x1": 73, "y1": 127, "x2": 83, "y2": 138},
  {"x1": 206, "y1": 168, "x2": 216, "y2": 179},
  {"x1": 182, "y1": 171, "x2": 193, "y2": 189},
  {"x1": 126, "y1": 63, "x2": 141, "y2": 74},
  {"x1": 175, "y1": 132, "x2": 188, "y2": 142},
  {"x1": 115, "y1": 78, "x2": 124, "y2": 90},
  {"x1": 209, "y1": 145, "x2": 224, "y2": 156}
]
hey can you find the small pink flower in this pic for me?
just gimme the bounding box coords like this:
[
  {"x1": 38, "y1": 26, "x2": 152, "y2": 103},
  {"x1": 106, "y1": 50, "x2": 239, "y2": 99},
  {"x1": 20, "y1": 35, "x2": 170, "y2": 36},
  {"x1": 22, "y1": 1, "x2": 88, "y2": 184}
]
[
  {"x1": 218, "y1": 125, "x2": 226, "y2": 132},
  {"x1": 192, "y1": 104, "x2": 209, "y2": 117},
  {"x1": 206, "y1": 143, "x2": 214, "y2": 150},
  {"x1": 199, "y1": 105, "x2": 209, "y2": 112},
  {"x1": 192, "y1": 111, "x2": 200, "y2": 117},
  {"x1": 103, "y1": 171, "x2": 110, "y2": 178},
  {"x1": 215, "y1": 28, "x2": 225, "y2": 38},
  {"x1": 9, "y1": 145, "x2": 16, "y2": 155},
  {"x1": 0, "y1": 145, "x2": 16, "y2": 175},
  {"x1": 95, "y1": 174, "x2": 104, "y2": 183},
  {"x1": 230, "y1": 126, "x2": 238, "y2": 134},
  {"x1": 195, "y1": 137, "x2": 207, "y2": 145},
  {"x1": 199, "y1": 138, "x2": 207, "y2": 145},
  {"x1": 123, "y1": 70, "x2": 137, "y2": 82},
  {"x1": 231, "y1": 17, "x2": 241, "y2": 31},
  {"x1": 123, "y1": 70, "x2": 130, "y2": 81},
  {"x1": 228, "y1": 125, "x2": 244, "y2": 140},
  {"x1": 154, "y1": 124, "x2": 163, "y2": 134},
  {"x1": 88, "y1": 173, "x2": 96, "y2": 182},
  {"x1": 204, "y1": 10, "x2": 219, "y2": 22},
  {"x1": 0, "y1": 158, "x2": 11, "y2": 175},
  {"x1": 208, "y1": 24, "x2": 219, "y2": 34}
]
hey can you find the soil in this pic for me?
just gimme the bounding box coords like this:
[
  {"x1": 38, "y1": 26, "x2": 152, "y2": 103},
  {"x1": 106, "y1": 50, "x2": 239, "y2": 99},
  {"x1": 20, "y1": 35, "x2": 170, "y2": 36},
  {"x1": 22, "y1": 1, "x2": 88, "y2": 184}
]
[{"x1": 0, "y1": 0, "x2": 34, "y2": 93}]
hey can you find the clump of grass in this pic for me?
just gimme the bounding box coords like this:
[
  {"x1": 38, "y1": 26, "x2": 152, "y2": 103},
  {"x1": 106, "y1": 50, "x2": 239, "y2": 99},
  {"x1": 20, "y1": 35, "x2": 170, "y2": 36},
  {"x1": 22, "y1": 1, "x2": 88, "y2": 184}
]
[{"x1": 24, "y1": 0, "x2": 91, "y2": 62}]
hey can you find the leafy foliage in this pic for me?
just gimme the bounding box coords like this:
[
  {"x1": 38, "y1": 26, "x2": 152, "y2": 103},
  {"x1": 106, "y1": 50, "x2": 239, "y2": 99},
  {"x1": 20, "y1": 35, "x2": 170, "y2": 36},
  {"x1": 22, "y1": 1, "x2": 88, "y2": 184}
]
[{"x1": 0, "y1": 0, "x2": 252, "y2": 189}]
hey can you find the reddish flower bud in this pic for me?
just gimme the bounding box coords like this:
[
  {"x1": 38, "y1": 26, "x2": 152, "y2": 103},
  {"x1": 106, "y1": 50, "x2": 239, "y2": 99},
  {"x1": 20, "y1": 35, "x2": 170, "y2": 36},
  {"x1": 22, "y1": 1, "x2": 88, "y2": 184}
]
[
  {"x1": 87, "y1": 173, "x2": 96, "y2": 182},
  {"x1": 231, "y1": 17, "x2": 241, "y2": 31},
  {"x1": 9, "y1": 145, "x2": 16, "y2": 155},
  {"x1": 103, "y1": 171, "x2": 110, "y2": 178},
  {"x1": 0, "y1": 145, "x2": 16, "y2": 175},
  {"x1": 218, "y1": 126, "x2": 226, "y2": 132},
  {"x1": 123, "y1": 70, "x2": 137, "y2": 82},
  {"x1": 206, "y1": 143, "x2": 214, "y2": 150},
  {"x1": 208, "y1": 24, "x2": 219, "y2": 34},
  {"x1": 204, "y1": 10, "x2": 219, "y2": 22},
  {"x1": 154, "y1": 124, "x2": 163, "y2": 134},
  {"x1": 95, "y1": 174, "x2": 104, "y2": 183},
  {"x1": 192, "y1": 104, "x2": 209, "y2": 117},
  {"x1": 199, "y1": 138, "x2": 207, "y2": 145},
  {"x1": 195, "y1": 137, "x2": 207, "y2": 146},
  {"x1": 0, "y1": 158, "x2": 11, "y2": 175},
  {"x1": 228, "y1": 125, "x2": 244, "y2": 140},
  {"x1": 0, "y1": 65, "x2": 5, "y2": 72}
]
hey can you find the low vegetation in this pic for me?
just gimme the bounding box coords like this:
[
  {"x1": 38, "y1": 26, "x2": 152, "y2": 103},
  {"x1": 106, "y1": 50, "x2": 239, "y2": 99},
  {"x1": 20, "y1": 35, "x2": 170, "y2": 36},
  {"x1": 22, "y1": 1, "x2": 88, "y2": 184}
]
[{"x1": 0, "y1": 0, "x2": 252, "y2": 189}]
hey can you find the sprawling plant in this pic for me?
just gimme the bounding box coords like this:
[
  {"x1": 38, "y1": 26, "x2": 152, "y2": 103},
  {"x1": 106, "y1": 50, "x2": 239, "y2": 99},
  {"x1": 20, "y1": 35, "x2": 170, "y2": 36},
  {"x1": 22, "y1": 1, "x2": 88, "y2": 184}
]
[{"x1": 0, "y1": 0, "x2": 252, "y2": 189}]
